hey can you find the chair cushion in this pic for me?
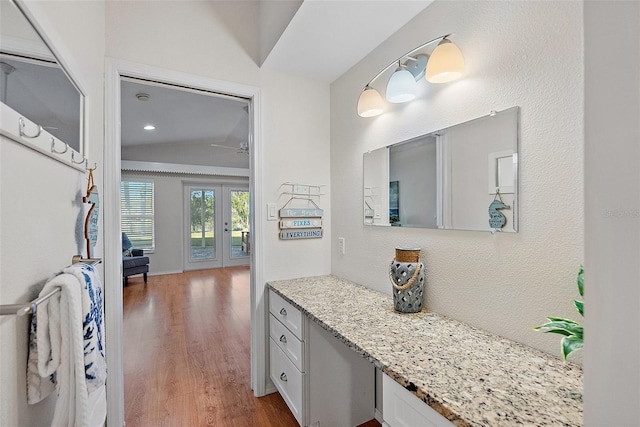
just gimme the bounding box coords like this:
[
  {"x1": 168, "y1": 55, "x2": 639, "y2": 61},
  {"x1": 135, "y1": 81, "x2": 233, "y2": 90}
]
[
  {"x1": 123, "y1": 256, "x2": 149, "y2": 269},
  {"x1": 122, "y1": 233, "x2": 133, "y2": 252}
]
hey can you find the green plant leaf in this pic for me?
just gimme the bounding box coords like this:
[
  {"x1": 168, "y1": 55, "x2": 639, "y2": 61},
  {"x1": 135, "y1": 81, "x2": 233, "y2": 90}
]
[
  {"x1": 574, "y1": 299, "x2": 584, "y2": 316},
  {"x1": 577, "y1": 265, "x2": 584, "y2": 297},
  {"x1": 544, "y1": 316, "x2": 581, "y2": 324},
  {"x1": 561, "y1": 335, "x2": 584, "y2": 361},
  {"x1": 535, "y1": 320, "x2": 583, "y2": 339},
  {"x1": 533, "y1": 326, "x2": 572, "y2": 336}
]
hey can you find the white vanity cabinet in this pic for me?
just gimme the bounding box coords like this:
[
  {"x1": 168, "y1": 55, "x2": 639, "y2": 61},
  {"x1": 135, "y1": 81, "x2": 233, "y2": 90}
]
[
  {"x1": 268, "y1": 289, "x2": 375, "y2": 426},
  {"x1": 269, "y1": 290, "x2": 307, "y2": 424},
  {"x1": 382, "y1": 374, "x2": 455, "y2": 427}
]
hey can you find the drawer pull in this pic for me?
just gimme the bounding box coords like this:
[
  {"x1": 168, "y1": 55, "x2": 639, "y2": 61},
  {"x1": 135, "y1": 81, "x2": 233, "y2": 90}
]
[
  {"x1": 279, "y1": 308, "x2": 287, "y2": 316},
  {"x1": 279, "y1": 334, "x2": 287, "y2": 344},
  {"x1": 280, "y1": 372, "x2": 288, "y2": 382}
]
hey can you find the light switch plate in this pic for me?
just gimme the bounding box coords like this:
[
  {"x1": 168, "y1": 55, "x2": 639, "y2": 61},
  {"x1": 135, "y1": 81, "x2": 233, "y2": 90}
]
[{"x1": 267, "y1": 203, "x2": 278, "y2": 221}]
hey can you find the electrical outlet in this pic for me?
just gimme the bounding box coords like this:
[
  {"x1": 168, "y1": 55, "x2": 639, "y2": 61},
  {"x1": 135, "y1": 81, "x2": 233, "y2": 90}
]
[{"x1": 338, "y1": 237, "x2": 346, "y2": 255}]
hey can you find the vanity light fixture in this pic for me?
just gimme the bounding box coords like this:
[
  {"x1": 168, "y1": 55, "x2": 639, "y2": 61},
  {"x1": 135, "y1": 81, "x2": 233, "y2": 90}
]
[
  {"x1": 143, "y1": 124, "x2": 156, "y2": 131},
  {"x1": 357, "y1": 34, "x2": 465, "y2": 118}
]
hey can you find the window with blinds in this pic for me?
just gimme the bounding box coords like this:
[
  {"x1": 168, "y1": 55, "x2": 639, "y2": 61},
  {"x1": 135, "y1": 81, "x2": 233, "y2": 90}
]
[{"x1": 120, "y1": 180, "x2": 154, "y2": 251}]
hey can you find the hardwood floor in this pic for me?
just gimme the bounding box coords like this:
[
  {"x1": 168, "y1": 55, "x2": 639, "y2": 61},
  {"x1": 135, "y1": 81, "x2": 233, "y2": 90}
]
[
  {"x1": 123, "y1": 267, "x2": 298, "y2": 426},
  {"x1": 123, "y1": 267, "x2": 382, "y2": 427}
]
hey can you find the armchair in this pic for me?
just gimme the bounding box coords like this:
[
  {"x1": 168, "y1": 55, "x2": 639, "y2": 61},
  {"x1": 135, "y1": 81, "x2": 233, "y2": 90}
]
[{"x1": 122, "y1": 232, "x2": 149, "y2": 285}]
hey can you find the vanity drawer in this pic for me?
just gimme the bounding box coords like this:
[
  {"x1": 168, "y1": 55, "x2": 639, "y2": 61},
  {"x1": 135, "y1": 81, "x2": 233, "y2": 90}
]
[
  {"x1": 270, "y1": 338, "x2": 303, "y2": 425},
  {"x1": 269, "y1": 290, "x2": 302, "y2": 339},
  {"x1": 270, "y1": 313, "x2": 304, "y2": 371}
]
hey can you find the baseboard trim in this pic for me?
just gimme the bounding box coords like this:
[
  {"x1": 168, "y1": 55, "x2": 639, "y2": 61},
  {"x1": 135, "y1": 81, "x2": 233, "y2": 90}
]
[
  {"x1": 374, "y1": 408, "x2": 384, "y2": 423},
  {"x1": 148, "y1": 270, "x2": 183, "y2": 277},
  {"x1": 264, "y1": 383, "x2": 277, "y2": 396}
]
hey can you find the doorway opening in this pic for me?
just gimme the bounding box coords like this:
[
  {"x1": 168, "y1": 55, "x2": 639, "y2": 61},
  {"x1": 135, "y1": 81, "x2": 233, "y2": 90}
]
[{"x1": 104, "y1": 60, "x2": 267, "y2": 425}]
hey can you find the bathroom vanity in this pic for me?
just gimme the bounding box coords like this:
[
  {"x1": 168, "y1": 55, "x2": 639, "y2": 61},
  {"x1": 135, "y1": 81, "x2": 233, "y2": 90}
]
[
  {"x1": 269, "y1": 289, "x2": 374, "y2": 426},
  {"x1": 267, "y1": 276, "x2": 583, "y2": 427}
]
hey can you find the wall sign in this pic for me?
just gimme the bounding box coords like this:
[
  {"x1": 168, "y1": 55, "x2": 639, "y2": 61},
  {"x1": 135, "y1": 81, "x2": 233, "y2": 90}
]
[
  {"x1": 83, "y1": 168, "x2": 99, "y2": 258},
  {"x1": 279, "y1": 208, "x2": 324, "y2": 218},
  {"x1": 280, "y1": 229, "x2": 323, "y2": 240},
  {"x1": 280, "y1": 219, "x2": 323, "y2": 229},
  {"x1": 278, "y1": 183, "x2": 325, "y2": 240}
]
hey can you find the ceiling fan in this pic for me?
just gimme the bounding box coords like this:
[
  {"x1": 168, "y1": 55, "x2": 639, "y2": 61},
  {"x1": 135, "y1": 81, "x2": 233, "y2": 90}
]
[{"x1": 210, "y1": 141, "x2": 249, "y2": 155}]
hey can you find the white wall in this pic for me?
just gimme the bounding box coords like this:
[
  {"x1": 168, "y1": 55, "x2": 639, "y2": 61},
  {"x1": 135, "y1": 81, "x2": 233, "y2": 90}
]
[
  {"x1": 331, "y1": 1, "x2": 584, "y2": 357},
  {"x1": 584, "y1": 2, "x2": 640, "y2": 425},
  {"x1": 106, "y1": 1, "x2": 331, "y2": 282},
  {"x1": 121, "y1": 171, "x2": 249, "y2": 275},
  {"x1": 0, "y1": 1, "x2": 105, "y2": 425}
]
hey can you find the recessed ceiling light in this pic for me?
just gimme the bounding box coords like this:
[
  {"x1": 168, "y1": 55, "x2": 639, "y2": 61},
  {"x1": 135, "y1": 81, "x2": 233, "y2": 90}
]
[{"x1": 143, "y1": 124, "x2": 156, "y2": 131}]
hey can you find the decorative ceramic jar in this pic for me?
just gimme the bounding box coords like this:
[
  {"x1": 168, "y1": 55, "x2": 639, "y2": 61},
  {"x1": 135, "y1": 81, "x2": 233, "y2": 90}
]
[{"x1": 389, "y1": 247, "x2": 425, "y2": 313}]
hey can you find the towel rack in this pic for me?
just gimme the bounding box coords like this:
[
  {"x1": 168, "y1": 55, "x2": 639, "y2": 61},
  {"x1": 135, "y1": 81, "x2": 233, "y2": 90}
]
[{"x1": 0, "y1": 258, "x2": 102, "y2": 317}]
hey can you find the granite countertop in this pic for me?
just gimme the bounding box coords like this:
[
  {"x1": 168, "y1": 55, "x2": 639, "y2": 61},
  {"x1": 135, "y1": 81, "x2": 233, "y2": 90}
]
[{"x1": 267, "y1": 275, "x2": 583, "y2": 427}]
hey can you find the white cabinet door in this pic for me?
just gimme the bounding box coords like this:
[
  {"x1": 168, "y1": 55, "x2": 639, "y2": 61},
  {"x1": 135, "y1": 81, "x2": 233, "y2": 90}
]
[{"x1": 382, "y1": 374, "x2": 455, "y2": 427}]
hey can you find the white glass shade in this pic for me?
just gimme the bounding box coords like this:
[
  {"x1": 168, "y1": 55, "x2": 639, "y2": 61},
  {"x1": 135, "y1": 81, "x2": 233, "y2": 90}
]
[
  {"x1": 425, "y1": 39, "x2": 465, "y2": 83},
  {"x1": 358, "y1": 86, "x2": 384, "y2": 117},
  {"x1": 386, "y1": 68, "x2": 418, "y2": 103},
  {"x1": 357, "y1": 87, "x2": 385, "y2": 117}
]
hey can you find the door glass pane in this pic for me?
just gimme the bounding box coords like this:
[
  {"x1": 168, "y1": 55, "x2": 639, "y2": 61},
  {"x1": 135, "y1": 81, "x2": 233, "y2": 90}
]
[
  {"x1": 230, "y1": 190, "x2": 250, "y2": 258},
  {"x1": 190, "y1": 189, "x2": 215, "y2": 260}
]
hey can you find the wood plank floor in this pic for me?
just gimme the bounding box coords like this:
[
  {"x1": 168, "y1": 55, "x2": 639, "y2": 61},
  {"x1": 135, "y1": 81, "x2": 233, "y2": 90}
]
[
  {"x1": 123, "y1": 267, "x2": 381, "y2": 427},
  {"x1": 123, "y1": 267, "x2": 299, "y2": 426}
]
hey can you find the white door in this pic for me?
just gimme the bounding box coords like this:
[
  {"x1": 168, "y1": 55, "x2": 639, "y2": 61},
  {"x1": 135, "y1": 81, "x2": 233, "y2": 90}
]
[
  {"x1": 222, "y1": 186, "x2": 250, "y2": 267},
  {"x1": 184, "y1": 184, "x2": 249, "y2": 270},
  {"x1": 184, "y1": 185, "x2": 222, "y2": 270}
]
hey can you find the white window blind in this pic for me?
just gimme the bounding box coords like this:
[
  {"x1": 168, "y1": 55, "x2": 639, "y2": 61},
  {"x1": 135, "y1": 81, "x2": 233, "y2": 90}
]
[{"x1": 120, "y1": 180, "x2": 154, "y2": 251}]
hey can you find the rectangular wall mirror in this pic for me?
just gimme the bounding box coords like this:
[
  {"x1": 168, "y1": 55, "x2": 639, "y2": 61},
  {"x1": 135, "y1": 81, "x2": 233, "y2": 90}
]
[
  {"x1": 0, "y1": 0, "x2": 85, "y2": 168},
  {"x1": 363, "y1": 107, "x2": 519, "y2": 232}
]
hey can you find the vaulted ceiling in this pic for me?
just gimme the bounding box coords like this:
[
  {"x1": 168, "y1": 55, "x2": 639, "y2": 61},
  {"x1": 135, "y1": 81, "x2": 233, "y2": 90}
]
[{"x1": 121, "y1": 0, "x2": 433, "y2": 169}]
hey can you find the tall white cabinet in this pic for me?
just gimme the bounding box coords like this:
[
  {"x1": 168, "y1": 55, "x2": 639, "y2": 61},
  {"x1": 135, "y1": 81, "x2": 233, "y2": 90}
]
[{"x1": 269, "y1": 290, "x2": 375, "y2": 426}]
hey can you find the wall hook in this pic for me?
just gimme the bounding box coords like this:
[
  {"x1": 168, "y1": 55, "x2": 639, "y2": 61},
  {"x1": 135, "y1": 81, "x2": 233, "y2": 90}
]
[
  {"x1": 18, "y1": 117, "x2": 42, "y2": 139},
  {"x1": 50, "y1": 138, "x2": 69, "y2": 154},
  {"x1": 71, "y1": 151, "x2": 87, "y2": 167}
]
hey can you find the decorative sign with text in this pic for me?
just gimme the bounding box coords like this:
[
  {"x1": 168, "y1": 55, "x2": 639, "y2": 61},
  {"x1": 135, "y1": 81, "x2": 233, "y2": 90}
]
[
  {"x1": 280, "y1": 219, "x2": 323, "y2": 229},
  {"x1": 280, "y1": 229, "x2": 323, "y2": 240},
  {"x1": 279, "y1": 208, "x2": 324, "y2": 218}
]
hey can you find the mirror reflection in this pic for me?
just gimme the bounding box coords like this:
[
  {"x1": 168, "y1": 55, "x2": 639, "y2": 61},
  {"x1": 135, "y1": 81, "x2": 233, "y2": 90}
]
[
  {"x1": 364, "y1": 107, "x2": 519, "y2": 232},
  {"x1": 0, "y1": 0, "x2": 83, "y2": 152}
]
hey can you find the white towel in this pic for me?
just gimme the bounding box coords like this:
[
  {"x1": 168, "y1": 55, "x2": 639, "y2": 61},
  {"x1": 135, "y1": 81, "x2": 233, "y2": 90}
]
[
  {"x1": 27, "y1": 314, "x2": 56, "y2": 404},
  {"x1": 26, "y1": 263, "x2": 107, "y2": 424},
  {"x1": 34, "y1": 273, "x2": 90, "y2": 427},
  {"x1": 63, "y1": 263, "x2": 106, "y2": 393}
]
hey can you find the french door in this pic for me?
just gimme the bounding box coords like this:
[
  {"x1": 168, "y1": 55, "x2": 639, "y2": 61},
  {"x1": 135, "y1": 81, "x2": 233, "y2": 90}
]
[{"x1": 183, "y1": 184, "x2": 250, "y2": 271}]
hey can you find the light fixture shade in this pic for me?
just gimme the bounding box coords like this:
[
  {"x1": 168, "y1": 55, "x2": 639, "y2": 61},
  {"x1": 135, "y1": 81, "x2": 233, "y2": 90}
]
[
  {"x1": 357, "y1": 87, "x2": 385, "y2": 117},
  {"x1": 425, "y1": 39, "x2": 465, "y2": 83},
  {"x1": 386, "y1": 68, "x2": 418, "y2": 103}
]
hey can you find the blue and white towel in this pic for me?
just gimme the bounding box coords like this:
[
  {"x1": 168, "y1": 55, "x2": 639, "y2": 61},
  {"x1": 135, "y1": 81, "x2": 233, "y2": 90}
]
[
  {"x1": 26, "y1": 263, "x2": 106, "y2": 425},
  {"x1": 63, "y1": 263, "x2": 106, "y2": 393}
]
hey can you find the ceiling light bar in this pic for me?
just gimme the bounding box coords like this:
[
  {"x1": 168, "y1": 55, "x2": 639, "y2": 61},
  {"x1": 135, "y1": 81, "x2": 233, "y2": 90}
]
[{"x1": 357, "y1": 34, "x2": 465, "y2": 118}]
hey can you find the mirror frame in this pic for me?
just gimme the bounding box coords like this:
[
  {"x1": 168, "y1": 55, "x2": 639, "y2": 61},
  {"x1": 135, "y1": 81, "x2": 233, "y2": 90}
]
[
  {"x1": 0, "y1": 0, "x2": 87, "y2": 171},
  {"x1": 363, "y1": 107, "x2": 519, "y2": 232}
]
